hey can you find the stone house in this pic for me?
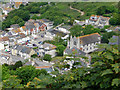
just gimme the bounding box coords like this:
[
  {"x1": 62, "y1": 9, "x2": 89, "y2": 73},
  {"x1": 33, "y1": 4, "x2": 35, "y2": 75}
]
[
  {"x1": 38, "y1": 43, "x2": 57, "y2": 57},
  {"x1": 40, "y1": 19, "x2": 54, "y2": 30},
  {"x1": 86, "y1": 15, "x2": 110, "y2": 28},
  {"x1": 12, "y1": 45, "x2": 36, "y2": 59},
  {"x1": 67, "y1": 33, "x2": 101, "y2": 54}
]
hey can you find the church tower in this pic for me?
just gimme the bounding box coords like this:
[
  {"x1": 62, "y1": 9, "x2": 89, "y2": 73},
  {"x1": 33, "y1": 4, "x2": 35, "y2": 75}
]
[
  {"x1": 67, "y1": 39, "x2": 70, "y2": 48},
  {"x1": 70, "y1": 35, "x2": 73, "y2": 49},
  {"x1": 77, "y1": 37, "x2": 80, "y2": 49}
]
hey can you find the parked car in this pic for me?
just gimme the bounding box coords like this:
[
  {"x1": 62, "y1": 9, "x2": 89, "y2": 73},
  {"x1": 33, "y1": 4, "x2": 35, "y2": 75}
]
[
  {"x1": 33, "y1": 44, "x2": 37, "y2": 46},
  {"x1": 38, "y1": 41, "x2": 43, "y2": 44}
]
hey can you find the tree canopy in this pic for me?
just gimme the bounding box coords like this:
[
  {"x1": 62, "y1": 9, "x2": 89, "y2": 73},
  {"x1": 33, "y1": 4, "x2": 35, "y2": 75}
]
[
  {"x1": 43, "y1": 54, "x2": 52, "y2": 62},
  {"x1": 69, "y1": 25, "x2": 101, "y2": 37}
]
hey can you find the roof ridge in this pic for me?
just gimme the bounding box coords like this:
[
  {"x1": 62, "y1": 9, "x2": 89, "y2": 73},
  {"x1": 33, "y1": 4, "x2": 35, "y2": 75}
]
[{"x1": 77, "y1": 33, "x2": 100, "y2": 39}]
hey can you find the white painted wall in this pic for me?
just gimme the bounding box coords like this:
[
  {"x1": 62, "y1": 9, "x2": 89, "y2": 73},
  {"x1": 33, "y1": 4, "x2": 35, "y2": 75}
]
[{"x1": 0, "y1": 43, "x2": 4, "y2": 50}]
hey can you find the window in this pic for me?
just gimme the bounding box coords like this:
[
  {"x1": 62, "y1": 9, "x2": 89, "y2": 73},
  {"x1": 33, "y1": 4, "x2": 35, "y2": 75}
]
[
  {"x1": 80, "y1": 40, "x2": 82, "y2": 44},
  {"x1": 74, "y1": 41, "x2": 76, "y2": 45},
  {"x1": 87, "y1": 48, "x2": 88, "y2": 50},
  {"x1": 90, "y1": 47, "x2": 92, "y2": 49}
]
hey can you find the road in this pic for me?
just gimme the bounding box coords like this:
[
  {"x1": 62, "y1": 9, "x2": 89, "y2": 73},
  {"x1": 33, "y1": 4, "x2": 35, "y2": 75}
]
[
  {"x1": 53, "y1": 23, "x2": 64, "y2": 29},
  {"x1": 70, "y1": 6, "x2": 85, "y2": 16}
]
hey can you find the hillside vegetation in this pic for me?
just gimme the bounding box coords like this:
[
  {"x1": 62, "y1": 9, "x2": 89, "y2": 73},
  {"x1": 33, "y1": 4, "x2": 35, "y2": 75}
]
[{"x1": 2, "y1": 2, "x2": 118, "y2": 30}]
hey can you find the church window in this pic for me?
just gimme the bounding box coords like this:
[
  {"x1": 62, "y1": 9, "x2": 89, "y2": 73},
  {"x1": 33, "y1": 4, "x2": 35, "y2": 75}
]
[{"x1": 74, "y1": 41, "x2": 76, "y2": 45}]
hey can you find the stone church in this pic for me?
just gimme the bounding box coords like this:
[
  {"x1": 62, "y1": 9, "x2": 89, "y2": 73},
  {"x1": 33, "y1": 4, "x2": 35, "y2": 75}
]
[{"x1": 64, "y1": 33, "x2": 101, "y2": 55}]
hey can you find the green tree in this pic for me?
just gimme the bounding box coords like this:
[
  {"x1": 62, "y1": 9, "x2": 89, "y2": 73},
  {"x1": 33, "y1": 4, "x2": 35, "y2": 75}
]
[
  {"x1": 97, "y1": 6, "x2": 116, "y2": 15},
  {"x1": 43, "y1": 54, "x2": 52, "y2": 62},
  {"x1": 26, "y1": 74, "x2": 54, "y2": 88},
  {"x1": 19, "y1": 4, "x2": 25, "y2": 9},
  {"x1": 31, "y1": 15, "x2": 40, "y2": 20},
  {"x1": 14, "y1": 61, "x2": 23, "y2": 69},
  {"x1": 109, "y1": 13, "x2": 120, "y2": 25},
  {"x1": 30, "y1": 7, "x2": 40, "y2": 13},
  {"x1": 97, "y1": 6, "x2": 106, "y2": 15},
  {"x1": 2, "y1": 75, "x2": 22, "y2": 88},
  {"x1": 14, "y1": 65, "x2": 48, "y2": 84},
  {"x1": 101, "y1": 31, "x2": 117, "y2": 43},
  {"x1": 69, "y1": 25, "x2": 101, "y2": 37},
  {"x1": 31, "y1": 54, "x2": 38, "y2": 58},
  {"x1": 50, "y1": 40, "x2": 120, "y2": 89},
  {"x1": 19, "y1": 21, "x2": 25, "y2": 27},
  {"x1": 56, "y1": 45, "x2": 66, "y2": 56},
  {"x1": 2, "y1": 65, "x2": 10, "y2": 80}
]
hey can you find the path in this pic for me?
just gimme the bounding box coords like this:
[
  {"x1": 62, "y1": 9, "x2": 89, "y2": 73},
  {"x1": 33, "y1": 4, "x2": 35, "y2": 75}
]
[
  {"x1": 53, "y1": 23, "x2": 64, "y2": 29},
  {"x1": 69, "y1": 6, "x2": 85, "y2": 16}
]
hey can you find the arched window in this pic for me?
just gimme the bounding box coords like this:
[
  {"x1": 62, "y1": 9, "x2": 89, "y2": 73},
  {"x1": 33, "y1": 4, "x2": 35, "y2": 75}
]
[{"x1": 74, "y1": 41, "x2": 76, "y2": 45}]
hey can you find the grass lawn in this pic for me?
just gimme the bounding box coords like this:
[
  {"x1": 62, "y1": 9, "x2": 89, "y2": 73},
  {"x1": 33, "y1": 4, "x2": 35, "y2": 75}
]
[
  {"x1": 70, "y1": 2, "x2": 118, "y2": 20},
  {"x1": 56, "y1": 3, "x2": 81, "y2": 19}
]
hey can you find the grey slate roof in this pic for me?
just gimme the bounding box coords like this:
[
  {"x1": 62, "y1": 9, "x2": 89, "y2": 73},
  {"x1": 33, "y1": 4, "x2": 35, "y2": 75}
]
[
  {"x1": 64, "y1": 47, "x2": 86, "y2": 56},
  {"x1": 24, "y1": 61, "x2": 39, "y2": 67},
  {"x1": 1, "y1": 32, "x2": 6, "y2": 36},
  {"x1": 26, "y1": 24, "x2": 35, "y2": 30},
  {"x1": 13, "y1": 45, "x2": 33, "y2": 54},
  {"x1": 35, "y1": 20, "x2": 44, "y2": 26},
  {"x1": 38, "y1": 22, "x2": 44, "y2": 26},
  {"x1": 48, "y1": 29, "x2": 67, "y2": 37},
  {"x1": 79, "y1": 33, "x2": 100, "y2": 45},
  {"x1": 21, "y1": 46, "x2": 32, "y2": 54},
  {"x1": 16, "y1": 45, "x2": 23, "y2": 51},
  {"x1": 10, "y1": 24, "x2": 20, "y2": 29},
  {"x1": 64, "y1": 47, "x2": 72, "y2": 55},
  {"x1": 41, "y1": 19, "x2": 51, "y2": 22},
  {"x1": 109, "y1": 36, "x2": 120, "y2": 45},
  {"x1": 7, "y1": 32, "x2": 13, "y2": 36},
  {"x1": 43, "y1": 43, "x2": 56, "y2": 50},
  {"x1": 5, "y1": 3, "x2": 12, "y2": 8}
]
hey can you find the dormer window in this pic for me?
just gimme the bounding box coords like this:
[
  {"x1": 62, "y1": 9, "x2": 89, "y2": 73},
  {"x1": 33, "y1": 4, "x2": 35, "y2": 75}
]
[{"x1": 98, "y1": 37, "x2": 100, "y2": 40}]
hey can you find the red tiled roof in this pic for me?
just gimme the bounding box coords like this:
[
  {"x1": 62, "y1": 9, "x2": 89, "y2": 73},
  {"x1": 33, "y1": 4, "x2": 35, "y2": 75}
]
[
  {"x1": 2, "y1": 36, "x2": 9, "y2": 41},
  {"x1": 36, "y1": 66, "x2": 51, "y2": 69},
  {"x1": 77, "y1": 33, "x2": 100, "y2": 39},
  {"x1": 15, "y1": 2, "x2": 22, "y2": 8}
]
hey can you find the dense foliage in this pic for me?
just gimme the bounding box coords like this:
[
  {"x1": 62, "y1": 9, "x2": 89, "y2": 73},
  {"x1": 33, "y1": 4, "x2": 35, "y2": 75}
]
[
  {"x1": 56, "y1": 45, "x2": 66, "y2": 56},
  {"x1": 1, "y1": 2, "x2": 120, "y2": 89},
  {"x1": 2, "y1": 38, "x2": 120, "y2": 89},
  {"x1": 96, "y1": 6, "x2": 117, "y2": 15},
  {"x1": 101, "y1": 31, "x2": 117, "y2": 43},
  {"x1": 71, "y1": 2, "x2": 117, "y2": 20},
  {"x1": 69, "y1": 25, "x2": 101, "y2": 37},
  {"x1": 43, "y1": 54, "x2": 52, "y2": 62},
  {"x1": 2, "y1": 2, "x2": 48, "y2": 29},
  {"x1": 3, "y1": 61, "x2": 23, "y2": 70},
  {"x1": 109, "y1": 13, "x2": 120, "y2": 25},
  {"x1": 2, "y1": 2, "x2": 119, "y2": 30},
  {"x1": 2, "y1": 65, "x2": 48, "y2": 86}
]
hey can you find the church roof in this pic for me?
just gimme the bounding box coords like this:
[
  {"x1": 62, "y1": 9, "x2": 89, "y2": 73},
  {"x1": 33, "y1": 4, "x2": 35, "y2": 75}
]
[
  {"x1": 77, "y1": 33, "x2": 100, "y2": 45},
  {"x1": 64, "y1": 47, "x2": 86, "y2": 56}
]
